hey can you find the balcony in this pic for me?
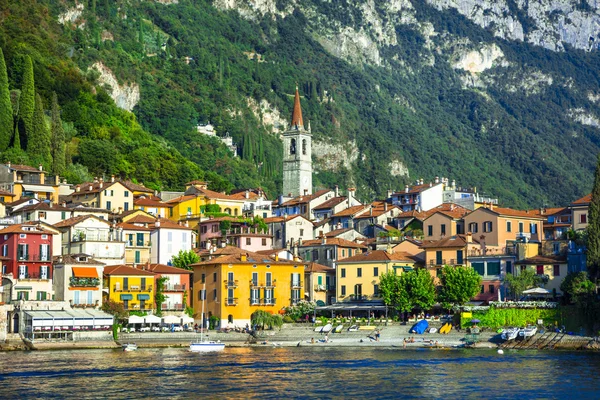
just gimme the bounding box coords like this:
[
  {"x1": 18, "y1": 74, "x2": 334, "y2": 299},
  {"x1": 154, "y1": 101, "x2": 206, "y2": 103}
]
[
  {"x1": 468, "y1": 247, "x2": 516, "y2": 257},
  {"x1": 429, "y1": 259, "x2": 446, "y2": 266},
  {"x1": 226, "y1": 297, "x2": 238, "y2": 306},
  {"x1": 314, "y1": 284, "x2": 327, "y2": 292},
  {"x1": 126, "y1": 241, "x2": 151, "y2": 248},
  {"x1": 19, "y1": 272, "x2": 49, "y2": 280},
  {"x1": 250, "y1": 280, "x2": 276, "y2": 288},
  {"x1": 161, "y1": 303, "x2": 184, "y2": 311},
  {"x1": 114, "y1": 285, "x2": 153, "y2": 292},
  {"x1": 291, "y1": 280, "x2": 303, "y2": 288},
  {"x1": 224, "y1": 280, "x2": 239, "y2": 288},
  {"x1": 16, "y1": 253, "x2": 52, "y2": 262},
  {"x1": 70, "y1": 277, "x2": 100, "y2": 287},
  {"x1": 163, "y1": 284, "x2": 187, "y2": 292},
  {"x1": 125, "y1": 303, "x2": 153, "y2": 311},
  {"x1": 71, "y1": 300, "x2": 100, "y2": 309}
]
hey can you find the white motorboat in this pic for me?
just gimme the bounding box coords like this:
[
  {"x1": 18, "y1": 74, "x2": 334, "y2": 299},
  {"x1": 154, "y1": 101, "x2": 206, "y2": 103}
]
[
  {"x1": 122, "y1": 343, "x2": 138, "y2": 352},
  {"x1": 190, "y1": 284, "x2": 225, "y2": 353},
  {"x1": 518, "y1": 325, "x2": 538, "y2": 339},
  {"x1": 501, "y1": 328, "x2": 519, "y2": 341}
]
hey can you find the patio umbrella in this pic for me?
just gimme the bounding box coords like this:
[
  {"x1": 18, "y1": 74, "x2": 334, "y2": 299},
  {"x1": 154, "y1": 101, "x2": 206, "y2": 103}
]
[
  {"x1": 128, "y1": 315, "x2": 145, "y2": 324},
  {"x1": 522, "y1": 287, "x2": 550, "y2": 295},
  {"x1": 162, "y1": 315, "x2": 180, "y2": 324},
  {"x1": 181, "y1": 315, "x2": 194, "y2": 325},
  {"x1": 470, "y1": 319, "x2": 481, "y2": 324},
  {"x1": 144, "y1": 314, "x2": 162, "y2": 325}
]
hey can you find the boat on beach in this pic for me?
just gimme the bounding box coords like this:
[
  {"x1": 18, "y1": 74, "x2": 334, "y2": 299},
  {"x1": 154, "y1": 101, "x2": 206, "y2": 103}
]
[
  {"x1": 501, "y1": 328, "x2": 519, "y2": 341},
  {"x1": 122, "y1": 343, "x2": 138, "y2": 352},
  {"x1": 190, "y1": 284, "x2": 225, "y2": 353},
  {"x1": 518, "y1": 325, "x2": 538, "y2": 339}
]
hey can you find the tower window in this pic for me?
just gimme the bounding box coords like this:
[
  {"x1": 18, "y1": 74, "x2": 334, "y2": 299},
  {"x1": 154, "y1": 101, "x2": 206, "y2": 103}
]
[
  {"x1": 290, "y1": 139, "x2": 296, "y2": 155},
  {"x1": 302, "y1": 139, "x2": 307, "y2": 155}
]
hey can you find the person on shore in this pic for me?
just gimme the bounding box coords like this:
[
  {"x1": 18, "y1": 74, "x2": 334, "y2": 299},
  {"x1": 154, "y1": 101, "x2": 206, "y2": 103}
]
[
  {"x1": 403, "y1": 338, "x2": 407, "y2": 348},
  {"x1": 311, "y1": 337, "x2": 315, "y2": 344},
  {"x1": 375, "y1": 329, "x2": 380, "y2": 341},
  {"x1": 324, "y1": 334, "x2": 329, "y2": 343}
]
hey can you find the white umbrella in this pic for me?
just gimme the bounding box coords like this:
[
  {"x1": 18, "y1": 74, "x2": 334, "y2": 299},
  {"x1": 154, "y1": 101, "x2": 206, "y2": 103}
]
[
  {"x1": 144, "y1": 314, "x2": 162, "y2": 324},
  {"x1": 181, "y1": 315, "x2": 194, "y2": 325},
  {"x1": 522, "y1": 287, "x2": 550, "y2": 294},
  {"x1": 128, "y1": 315, "x2": 145, "y2": 324},
  {"x1": 163, "y1": 315, "x2": 180, "y2": 324}
]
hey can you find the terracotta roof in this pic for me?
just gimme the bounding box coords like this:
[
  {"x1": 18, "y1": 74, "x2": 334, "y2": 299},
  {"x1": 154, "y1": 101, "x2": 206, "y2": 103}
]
[
  {"x1": 228, "y1": 189, "x2": 265, "y2": 201},
  {"x1": 325, "y1": 227, "x2": 353, "y2": 237},
  {"x1": 7, "y1": 163, "x2": 41, "y2": 172},
  {"x1": 117, "y1": 222, "x2": 152, "y2": 231},
  {"x1": 392, "y1": 183, "x2": 441, "y2": 196},
  {"x1": 192, "y1": 186, "x2": 244, "y2": 202},
  {"x1": 165, "y1": 194, "x2": 197, "y2": 204},
  {"x1": 515, "y1": 255, "x2": 567, "y2": 265},
  {"x1": 280, "y1": 189, "x2": 331, "y2": 207},
  {"x1": 134, "y1": 197, "x2": 173, "y2": 208},
  {"x1": 264, "y1": 214, "x2": 304, "y2": 224},
  {"x1": 304, "y1": 262, "x2": 334, "y2": 273},
  {"x1": 255, "y1": 249, "x2": 291, "y2": 257},
  {"x1": 290, "y1": 87, "x2": 304, "y2": 127},
  {"x1": 424, "y1": 204, "x2": 470, "y2": 220},
  {"x1": 338, "y1": 250, "x2": 418, "y2": 263},
  {"x1": 313, "y1": 197, "x2": 347, "y2": 210},
  {"x1": 19, "y1": 202, "x2": 71, "y2": 212},
  {"x1": 480, "y1": 206, "x2": 546, "y2": 220},
  {"x1": 300, "y1": 237, "x2": 367, "y2": 249},
  {"x1": 420, "y1": 235, "x2": 468, "y2": 249},
  {"x1": 151, "y1": 218, "x2": 193, "y2": 230},
  {"x1": 530, "y1": 207, "x2": 568, "y2": 216},
  {"x1": 104, "y1": 265, "x2": 156, "y2": 276},
  {"x1": 54, "y1": 254, "x2": 105, "y2": 265},
  {"x1": 6, "y1": 197, "x2": 38, "y2": 208},
  {"x1": 54, "y1": 215, "x2": 108, "y2": 228},
  {"x1": 186, "y1": 180, "x2": 209, "y2": 186},
  {"x1": 572, "y1": 194, "x2": 591, "y2": 205},
  {"x1": 71, "y1": 180, "x2": 119, "y2": 195},
  {"x1": 332, "y1": 205, "x2": 368, "y2": 218},
  {"x1": 121, "y1": 181, "x2": 154, "y2": 194},
  {"x1": 145, "y1": 263, "x2": 192, "y2": 274},
  {"x1": 192, "y1": 249, "x2": 300, "y2": 266},
  {"x1": 397, "y1": 210, "x2": 428, "y2": 220},
  {"x1": 125, "y1": 214, "x2": 157, "y2": 224},
  {"x1": 313, "y1": 218, "x2": 330, "y2": 228},
  {"x1": 195, "y1": 246, "x2": 246, "y2": 258},
  {"x1": 0, "y1": 224, "x2": 52, "y2": 235},
  {"x1": 0, "y1": 190, "x2": 15, "y2": 197},
  {"x1": 354, "y1": 202, "x2": 399, "y2": 219}
]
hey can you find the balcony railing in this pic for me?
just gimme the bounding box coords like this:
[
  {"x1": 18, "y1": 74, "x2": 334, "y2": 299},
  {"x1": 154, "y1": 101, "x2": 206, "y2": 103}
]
[
  {"x1": 314, "y1": 284, "x2": 327, "y2": 291},
  {"x1": 250, "y1": 280, "x2": 276, "y2": 288},
  {"x1": 125, "y1": 303, "x2": 153, "y2": 311},
  {"x1": 70, "y1": 277, "x2": 100, "y2": 287},
  {"x1": 291, "y1": 281, "x2": 303, "y2": 288},
  {"x1": 224, "y1": 280, "x2": 239, "y2": 288},
  {"x1": 16, "y1": 253, "x2": 52, "y2": 262},
  {"x1": 114, "y1": 285, "x2": 153, "y2": 292},
  {"x1": 72, "y1": 302, "x2": 99, "y2": 308},
  {"x1": 163, "y1": 284, "x2": 186, "y2": 292},
  {"x1": 468, "y1": 247, "x2": 516, "y2": 257},
  {"x1": 19, "y1": 272, "x2": 49, "y2": 280},
  {"x1": 161, "y1": 303, "x2": 184, "y2": 311},
  {"x1": 127, "y1": 241, "x2": 152, "y2": 248},
  {"x1": 226, "y1": 297, "x2": 238, "y2": 306}
]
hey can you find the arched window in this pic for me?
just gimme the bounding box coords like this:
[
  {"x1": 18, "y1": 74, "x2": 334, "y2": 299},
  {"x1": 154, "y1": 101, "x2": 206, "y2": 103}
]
[
  {"x1": 228, "y1": 314, "x2": 234, "y2": 324},
  {"x1": 290, "y1": 138, "x2": 296, "y2": 155},
  {"x1": 234, "y1": 209, "x2": 238, "y2": 216},
  {"x1": 302, "y1": 139, "x2": 307, "y2": 155}
]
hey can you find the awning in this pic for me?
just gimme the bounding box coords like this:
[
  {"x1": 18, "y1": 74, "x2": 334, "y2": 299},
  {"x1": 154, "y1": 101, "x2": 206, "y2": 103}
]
[
  {"x1": 144, "y1": 315, "x2": 161, "y2": 324},
  {"x1": 72, "y1": 267, "x2": 98, "y2": 278},
  {"x1": 15, "y1": 286, "x2": 33, "y2": 290},
  {"x1": 120, "y1": 294, "x2": 133, "y2": 300},
  {"x1": 22, "y1": 184, "x2": 53, "y2": 193},
  {"x1": 128, "y1": 315, "x2": 145, "y2": 324},
  {"x1": 137, "y1": 294, "x2": 150, "y2": 300},
  {"x1": 402, "y1": 266, "x2": 414, "y2": 271}
]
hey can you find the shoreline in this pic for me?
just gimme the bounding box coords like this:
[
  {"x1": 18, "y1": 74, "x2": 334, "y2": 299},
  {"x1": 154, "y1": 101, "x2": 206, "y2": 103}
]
[{"x1": 3, "y1": 323, "x2": 597, "y2": 352}]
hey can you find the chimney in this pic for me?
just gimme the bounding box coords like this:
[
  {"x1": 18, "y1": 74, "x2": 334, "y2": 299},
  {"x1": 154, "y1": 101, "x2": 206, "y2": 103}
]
[
  {"x1": 540, "y1": 207, "x2": 545, "y2": 215},
  {"x1": 304, "y1": 189, "x2": 308, "y2": 196},
  {"x1": 88, "y1": 185, "x2": 92, "y2": 191},
  {"x1": 241, "y1": 253, "x2": 247, "y2": 262},
  {"x1": 452, "y1": 179, "x2": 456, "y2": 189},
  {"x1": 75, "y1": 185, "x2": 80, "y2": 193},
  {"x1": 490, "y1": 203, "x2": 494, "y2": 211},
  {"x1": 347, "y1": 187, "x2": 356, "y2": 205},
  {"x1": 405, "y1": 185, "x2": 409, "y2": 193},
  {"x1": 275, "y1": 253, "x2": 279, "y2": 261},
  {"x1": 387, "y1": 189, "x2": 393, "y2": 199},
  {"x1": 370, "y1": 206, "x2": 373, "y2": 216},
  {"x1": 298, "y1": 238, "x2": 302, "y2": 247},
  {"x1": 420, "y1": 178, "x2": 424, "y2": 185},
  {"x1": 111, "y1": 175, "x2": 115, "y2": 183},
  {"x1": 466, "y1": 232, "x2": 473, "y2": 243},
  {"x1": 6, "y1": 161, "x2": 10, "y2": 168},
  {"x1": 435, "y1": 176, "x2": 439, "y2": 184},
  {"x1": 334, "y1": 185, "x2": 339, "y2": 197},
  {"x1": 155, "y1": 221, "x2": 160, "y2": 227},
  {"x1": 39, "y1": 164, "x2": 43, "y2": 171},
  {"x1": 93, "y1": 177, "x2": 98, "y2": 183},
  {"x1": 386, "y1": 243, "x2": 392, "y2": 254},
  {"x1": 429, "y1": 182, "x2": 432, "y2": 187},
  {"x1": 245, "y1": 190, "x2": 249, "y2": 199},
  {"x1": 384, "y1": 203, "x2": 388, "y2": 212},
  {"x1": 321, "y1": 236, "x2": 326, "y2": 245}
]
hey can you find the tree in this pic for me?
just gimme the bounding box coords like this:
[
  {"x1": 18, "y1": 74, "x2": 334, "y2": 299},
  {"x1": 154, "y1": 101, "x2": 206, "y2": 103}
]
[
  {"x1": 251, "y1": 309, "x2": 283, "y2": 331},
  {"x1": 15, "y1": 55, "x2": 35, "y2": 149},
  {"x1": 378, "y1": 271, "x2": 403, "y2": 311},
  {"x1": 50, "y1": 93, "x2": 66, "y2": 175},
  {"x1": 560, "y1": 272, "x2": 596, "y2": 309},
  {"x1": 154, "y1": 276, "x2": 168, "y2": 316},
  {"x1": 0, "y1": 48, "x2": 13, "y2": 151},
  {"x1": 101, "y1": 299, "x2": 128, "y2": 321},
  {"x1": 438, "y1": 265, "x2": 482, "y2": 309},
  {"x1": 403, "y1": 268, "x2": 437, "y2": 313},
  {"x1": 28, "y1": 93, "x2": 52, "y2": 166},
  {"x1": 587, "y1": 153, "x2": 600, "y2": 282},
  {"x1": 171, "y1": 249, "x2": 200, "y2": 270},
  {"x1": 505, "y1": 269, "x2": 541, "y2": 300}
]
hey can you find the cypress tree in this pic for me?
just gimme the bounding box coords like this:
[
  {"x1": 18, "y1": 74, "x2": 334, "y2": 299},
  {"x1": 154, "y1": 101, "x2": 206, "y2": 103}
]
[
  {"x1": 50, "y1": 93, "x2": 66, "y2": 176},
  {"x1": 587, "y1": 153, "x2": 600, "y2": 282},
  {"x1": 15, "y1": 55, "x2": 35, "y2": 149},
  {"x1": 29, "y1": 93, "x2": 52, "y2": 166},
  {"x1": 0, "y1": 48, "x2": 13, "y2": 151}
]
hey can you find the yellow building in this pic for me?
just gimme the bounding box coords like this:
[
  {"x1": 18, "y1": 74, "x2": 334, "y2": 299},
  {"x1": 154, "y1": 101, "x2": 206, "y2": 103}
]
[
  {"x1": 103, "y1": 265, "x2": 156, "y2": 312},
  {"x1": 304, "y1": 262, "x2": 335, "y2": 306},
  {"x1": 191, "y1": 248, "x2": 305, "y2": 327},
  {"x1": 70, "y1": 179, "x2": 134, "y2": 213},
  {"x1": 336, "y1": 249, "x2": 419, "y2": 301},
  {"x1": 0, "y1": 163, "x2": 61, "y2": 202},
  {"x1": 167, "y1": 181, "x2": 245, "y2": 223},
  {"x1": 515, "y1": 255, "x2": 568, "y2": 296}
]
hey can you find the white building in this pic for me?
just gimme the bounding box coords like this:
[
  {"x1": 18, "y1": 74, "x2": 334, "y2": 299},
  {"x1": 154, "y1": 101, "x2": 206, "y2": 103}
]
[{"x1": 150, "y1": 218, "x2": 194, "y2": 265}]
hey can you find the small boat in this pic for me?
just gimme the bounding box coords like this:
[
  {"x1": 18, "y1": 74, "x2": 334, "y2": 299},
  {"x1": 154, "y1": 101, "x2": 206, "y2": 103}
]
[
  {"x1": 191, "y1": 283, "x2": 225, "y2": 353},
  {"x1": 429, "y1": 328, "x2": 438, "y2": 334},
  {"x1": 122, "y1": 343, "x2": 138, "y2": 352},
  {"x1": 501, "y1": 328, "x2": 519, "y2": 341},
  {"x1": 347, "y1": 325, "x2": 359, "y2": 332},
  {"x1": 315, "y1": 323, "x2": 332, "y2": 333},
  {"x1": 334, "y1": 324, "x2": 344, "y2": 333},
  {"x1": 518, "y1": 325, "x2": 538, "y2": 339}
]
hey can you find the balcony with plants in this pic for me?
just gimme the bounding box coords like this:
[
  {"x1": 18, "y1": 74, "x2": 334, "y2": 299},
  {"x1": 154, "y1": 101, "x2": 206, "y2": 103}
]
[{"x1": 70, "y1": 277, "x2": 100, "y2": 287}]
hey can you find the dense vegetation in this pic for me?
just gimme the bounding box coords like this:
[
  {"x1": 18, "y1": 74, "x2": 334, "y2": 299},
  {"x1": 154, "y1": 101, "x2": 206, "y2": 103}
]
[{"x1": 1, "y1": 0, "x2": 599, "y2": 205}]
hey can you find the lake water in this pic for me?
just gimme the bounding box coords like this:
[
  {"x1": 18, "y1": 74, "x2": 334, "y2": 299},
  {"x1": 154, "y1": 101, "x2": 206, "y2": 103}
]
[{"x1": 1, "y1": 347, "x2": 599, "y2": 399}]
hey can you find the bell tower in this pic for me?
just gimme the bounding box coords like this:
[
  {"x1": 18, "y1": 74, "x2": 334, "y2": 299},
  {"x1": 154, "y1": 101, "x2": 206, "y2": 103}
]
[{"x1": 282, "y1": 86, "x2": 312, "y2": 197}]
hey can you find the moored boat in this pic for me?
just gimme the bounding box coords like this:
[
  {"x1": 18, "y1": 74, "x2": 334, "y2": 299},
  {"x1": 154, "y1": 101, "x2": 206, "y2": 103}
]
[
  {"x1": 190, "y1": 340, "x2": 225, "y2": 353},
  {"x1": 122, "y1": 343, "x2": 138, "y2": 352},
  {"x1": 518, "y1": 325, "x2": 538, "y2": 339},
  {"x1": 501, "y1": 328, "x2": 519, "y2": 341}
]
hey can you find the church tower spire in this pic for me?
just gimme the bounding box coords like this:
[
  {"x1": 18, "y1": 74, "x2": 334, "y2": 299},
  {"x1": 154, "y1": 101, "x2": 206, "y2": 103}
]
[
  {"x1": 291, "y1": 86, "x2": 304, "y2": 129},
  {"x1": 282, "y1": 85, "x2": 312, "y2": 197}
]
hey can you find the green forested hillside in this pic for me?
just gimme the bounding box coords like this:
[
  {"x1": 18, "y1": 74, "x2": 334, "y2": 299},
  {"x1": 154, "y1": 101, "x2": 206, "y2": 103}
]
[{"x1": 1, "y1": 0, "x2": 599, "y2": 206}]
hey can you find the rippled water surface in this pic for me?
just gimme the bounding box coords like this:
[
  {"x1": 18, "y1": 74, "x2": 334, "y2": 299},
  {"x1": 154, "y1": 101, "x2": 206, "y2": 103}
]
[{"x1": 1, "y1": 347, "x2": 599, "y2": 398}]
